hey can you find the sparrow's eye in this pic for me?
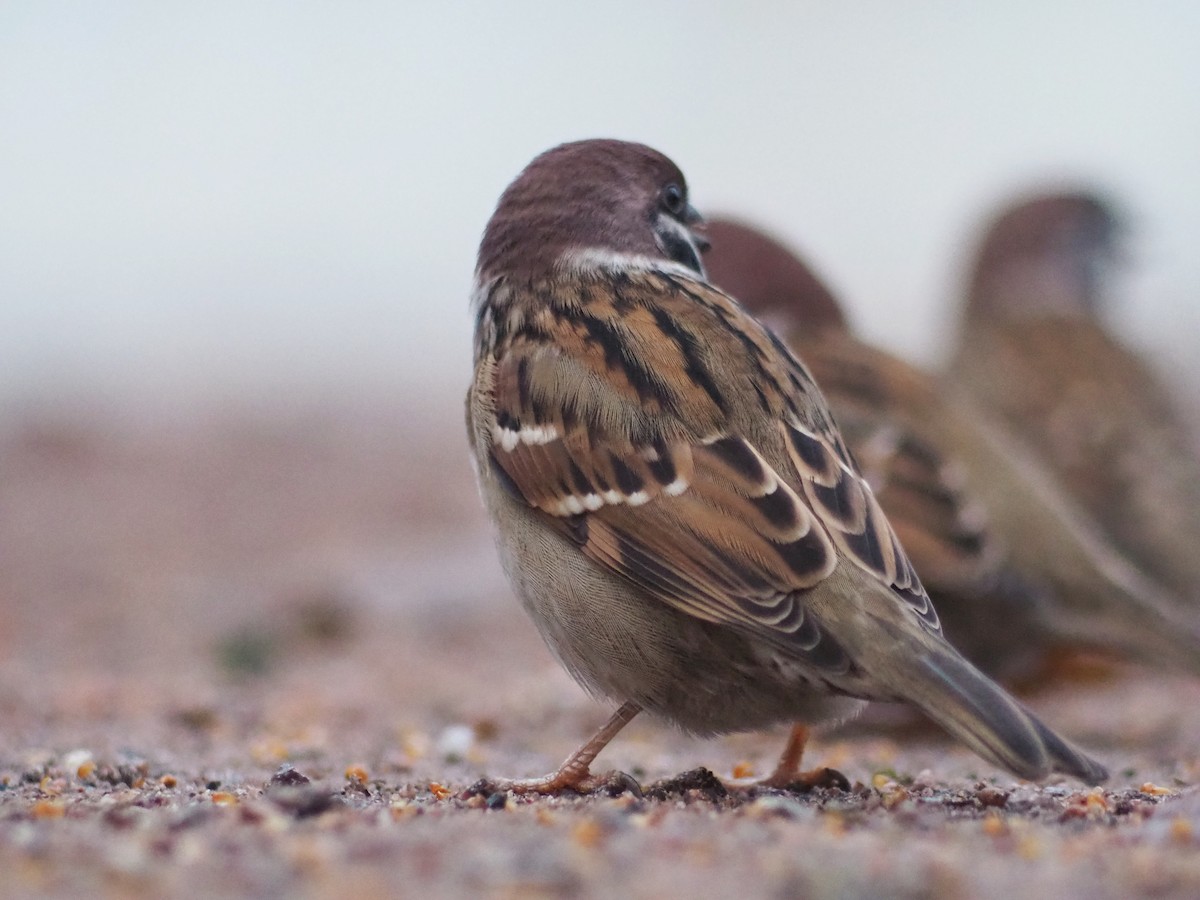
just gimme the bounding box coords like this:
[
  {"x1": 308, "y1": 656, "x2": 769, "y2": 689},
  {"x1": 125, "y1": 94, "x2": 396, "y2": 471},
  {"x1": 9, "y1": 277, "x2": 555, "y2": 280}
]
[{"x1": 661, "y1": 183, "x2": 686, "y2": 218}]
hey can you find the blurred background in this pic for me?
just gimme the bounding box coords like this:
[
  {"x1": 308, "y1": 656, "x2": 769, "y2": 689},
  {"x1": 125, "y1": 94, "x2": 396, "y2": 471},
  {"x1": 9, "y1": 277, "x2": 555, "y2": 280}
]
[
  {"x1": 4, "y1": 9, "x2": 1200, "y2": 888},
  {"x1": 2, "y1": 5, "x2": 1200, "y2": 859},
  {"x1": 2, "y1": 1, "x2": 1199, "y2": 416},
  {"x1": 1, "y1": 1, "x2": 1198, "y2": 693},
  {"x1": 4, "y1": 7, "x2": 1200, "y2": 890}
]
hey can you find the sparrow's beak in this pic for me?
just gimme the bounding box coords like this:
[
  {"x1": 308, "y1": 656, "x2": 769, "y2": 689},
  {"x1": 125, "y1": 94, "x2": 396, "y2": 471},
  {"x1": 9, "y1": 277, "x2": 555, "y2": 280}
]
[
  {"x1": 689, "y1": 208, "x2": 712, "y2": 254},
  {"x1": 655, "y1": 205, "x2": 709, "y2": 275}
]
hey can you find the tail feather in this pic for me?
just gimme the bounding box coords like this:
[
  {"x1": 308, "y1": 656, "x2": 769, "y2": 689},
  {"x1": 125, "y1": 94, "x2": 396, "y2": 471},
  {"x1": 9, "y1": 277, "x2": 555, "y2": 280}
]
[
  {"x1": 1027, "y1": 710, "x2": 1109, "y2": 785},
  {"x1": 883, "y1": 629, "x2": 1108, "y2": 783}
]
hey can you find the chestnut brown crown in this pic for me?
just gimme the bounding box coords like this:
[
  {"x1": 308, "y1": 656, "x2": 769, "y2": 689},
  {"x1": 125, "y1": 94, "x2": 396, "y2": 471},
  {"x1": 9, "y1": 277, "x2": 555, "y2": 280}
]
[
  {"x1": 702, "y1": 218, "x2": 847, "y2": 334},
  {"x1": 965, "y1": 190, "x2": 1122, "y2": 321},
  {"x1": 476, "y1": 139, "x2": 707, "y2": 283}
]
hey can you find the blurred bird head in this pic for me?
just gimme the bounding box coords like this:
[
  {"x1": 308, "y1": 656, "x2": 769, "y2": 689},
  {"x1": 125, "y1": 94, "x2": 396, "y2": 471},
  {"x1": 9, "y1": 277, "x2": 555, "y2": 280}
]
[
  {"x1": 700, "y1": 218, "x2": 847, "y2": 337},
  {"x1": 964, "y1": 190, "x2": 1124, "y2": 322}
]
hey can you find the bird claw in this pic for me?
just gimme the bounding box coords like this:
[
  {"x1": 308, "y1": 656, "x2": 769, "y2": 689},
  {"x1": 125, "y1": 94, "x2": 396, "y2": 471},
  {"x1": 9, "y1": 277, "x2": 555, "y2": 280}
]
[
  {"x1": 587, "y1": 769, "x2": 644, "y2": 798},
  {"x1": 762, "y1": 766, "x2": 851, "y2": 793},
  {"x1": 462, "y1": 768, "x2": 642, "y2": 799}
]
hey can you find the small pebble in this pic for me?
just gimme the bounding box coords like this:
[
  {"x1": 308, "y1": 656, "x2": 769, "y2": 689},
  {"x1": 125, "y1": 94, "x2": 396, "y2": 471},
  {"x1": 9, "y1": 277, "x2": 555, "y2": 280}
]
[
  {"x1": 977, "y1": 787, "x2": 1009, "y2": 809},
  {"x1": 62, "y1": 749, "x2": 94, "y2": 776},
  {"x1": 436, "y1": 725, "x2": 476, "y2": 761}
]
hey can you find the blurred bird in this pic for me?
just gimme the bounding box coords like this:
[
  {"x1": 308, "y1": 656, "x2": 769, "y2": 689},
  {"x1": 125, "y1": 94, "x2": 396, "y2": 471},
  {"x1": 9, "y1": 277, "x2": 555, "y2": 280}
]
[
  {"x1": 949, "y1": 192, "x2": 1200, "y2": 605},
  {"x1": 702, "y1": 217, "x2": 1200, "y2": 684},
  {"x1": 467, "y1": 140, "x2": 1107, "y2": 794}
]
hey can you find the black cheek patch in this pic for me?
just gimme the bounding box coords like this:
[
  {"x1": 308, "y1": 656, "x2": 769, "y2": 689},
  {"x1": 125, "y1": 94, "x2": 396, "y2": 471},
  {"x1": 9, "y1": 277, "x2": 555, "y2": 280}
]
[{"x1": 656, "y1": 222, "x2": 704, "y2": 275}]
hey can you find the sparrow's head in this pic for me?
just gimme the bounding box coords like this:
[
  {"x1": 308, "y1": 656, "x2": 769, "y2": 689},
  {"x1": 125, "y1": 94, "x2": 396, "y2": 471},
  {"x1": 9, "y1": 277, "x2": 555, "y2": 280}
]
[
  {"x1": 477, "y1": 139, "x2": 708, "y2": 284},
  {"x1": 965, "y1": 190, "x2": 1123, "y2": 322},
  {"x1": 701, "y1": 218, "x2": 847, "y2": 337}
]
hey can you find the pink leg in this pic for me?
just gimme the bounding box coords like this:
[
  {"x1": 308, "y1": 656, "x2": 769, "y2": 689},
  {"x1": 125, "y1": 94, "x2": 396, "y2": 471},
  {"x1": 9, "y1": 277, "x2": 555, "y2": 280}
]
[{"x1": 485, "y1": 701, "x2": 642, "y2": 795}]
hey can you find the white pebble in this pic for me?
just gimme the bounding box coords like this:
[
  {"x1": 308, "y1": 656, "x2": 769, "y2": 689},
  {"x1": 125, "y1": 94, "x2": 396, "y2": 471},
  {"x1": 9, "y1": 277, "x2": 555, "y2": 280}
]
[{"x1": 436, "y1": 724, "x2": 476, "y2": 760}]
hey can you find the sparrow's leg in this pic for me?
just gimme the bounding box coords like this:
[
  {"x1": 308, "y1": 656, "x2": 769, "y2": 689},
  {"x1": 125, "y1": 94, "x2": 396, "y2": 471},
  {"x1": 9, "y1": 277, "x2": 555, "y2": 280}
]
[
  {"x1": 470, "y1": 701, "x2": 642, "y2": 796},
  {"x1": 761, "y1": 723, "x2": 811, "y2": 786},
  {"x1": 730, "y1": 723, "x2": 850, "y2": 792}
]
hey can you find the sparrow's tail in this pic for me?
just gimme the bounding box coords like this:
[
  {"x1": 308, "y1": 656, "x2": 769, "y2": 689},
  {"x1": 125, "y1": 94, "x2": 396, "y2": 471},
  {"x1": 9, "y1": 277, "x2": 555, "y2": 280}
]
[{"x1": 871, "y1": 621, "x2": 1108, "y2": 784}]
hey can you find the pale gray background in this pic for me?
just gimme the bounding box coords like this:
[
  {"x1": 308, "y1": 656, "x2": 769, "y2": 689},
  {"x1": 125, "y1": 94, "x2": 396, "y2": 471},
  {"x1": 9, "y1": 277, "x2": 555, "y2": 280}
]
[{"x1": 2, "y1": 1, "x2": 1197, "y2": 414}]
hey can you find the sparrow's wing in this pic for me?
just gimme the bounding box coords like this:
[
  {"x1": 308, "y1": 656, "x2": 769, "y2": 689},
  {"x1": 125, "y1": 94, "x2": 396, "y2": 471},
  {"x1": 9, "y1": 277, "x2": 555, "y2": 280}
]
[
  {"x1": 798, "y1": 337, "x2": 1001, "y2": 591},
  {"x1": 478, "y1": 273, "x2": 938, "y2": 677}
]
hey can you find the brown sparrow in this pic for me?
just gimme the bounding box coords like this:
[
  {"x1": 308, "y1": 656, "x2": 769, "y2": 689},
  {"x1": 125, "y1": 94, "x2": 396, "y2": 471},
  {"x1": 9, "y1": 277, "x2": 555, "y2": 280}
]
[
  {"x1": 703, "y1": 218, "x2": 1200, "y2": 683},
  {"x1": 949, "y1": 192, "x2": 1200, "y2": 605},
  {"x1": 466, "y1": 140, "x2": 1107, "y2": 794}
]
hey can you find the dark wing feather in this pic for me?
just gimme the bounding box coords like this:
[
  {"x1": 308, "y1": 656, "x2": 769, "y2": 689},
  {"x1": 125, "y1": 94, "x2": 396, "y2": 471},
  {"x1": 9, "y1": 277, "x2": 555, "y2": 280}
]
[
  {"x1": 796, "y1": 334, "x2": 1002, "y2": 593},
  {"x1": 781, "y1": 417, "x2": 939, "y2": 629},
  {"x1": 488, "y1": 342, "x2": 845, "y2": 661}
]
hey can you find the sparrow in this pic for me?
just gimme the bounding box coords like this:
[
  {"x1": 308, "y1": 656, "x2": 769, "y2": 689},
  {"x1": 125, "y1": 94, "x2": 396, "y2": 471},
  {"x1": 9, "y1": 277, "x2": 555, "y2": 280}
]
[
  {"x1": 466, "y1": 139, "x2": 1107, "y2": 795},
  {"x1": 702, "y1": 218, "x2": 1200, "y2": 683},
  {"x1": 949, "y1": 192, "x2": 1200, "y2": 605}
]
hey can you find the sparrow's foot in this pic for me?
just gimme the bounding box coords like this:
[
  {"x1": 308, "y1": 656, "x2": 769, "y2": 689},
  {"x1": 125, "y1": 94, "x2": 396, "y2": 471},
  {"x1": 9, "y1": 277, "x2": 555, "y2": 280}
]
[
  {"x1": 752, "y1": 765, "x2": 851, "y2": 793},
  {"x1": 725, "y1": 722, "x2": 850, "y2": 793},
  {"x1": 461, "y1": 701, "x2": 643, "y2": 799}
]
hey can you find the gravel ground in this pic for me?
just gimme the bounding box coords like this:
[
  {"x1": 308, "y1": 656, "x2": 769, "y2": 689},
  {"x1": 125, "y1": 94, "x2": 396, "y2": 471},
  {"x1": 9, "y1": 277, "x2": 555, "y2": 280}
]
[{"x1": 2, "y1": 405, "x2": 1199, "y2": 899}]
